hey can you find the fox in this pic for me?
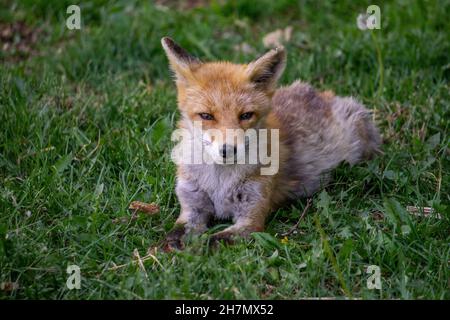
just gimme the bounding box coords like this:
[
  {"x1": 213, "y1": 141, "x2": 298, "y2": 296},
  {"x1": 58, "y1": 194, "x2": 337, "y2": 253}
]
[{"x1": 160, "y1": 37, "x2": 381, "y2": 250}]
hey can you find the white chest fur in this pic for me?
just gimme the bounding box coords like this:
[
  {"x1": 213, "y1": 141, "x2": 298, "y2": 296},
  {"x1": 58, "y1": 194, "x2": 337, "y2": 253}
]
[{"x1": 185, "y1": 163, "x2": 258, "y2": 219}]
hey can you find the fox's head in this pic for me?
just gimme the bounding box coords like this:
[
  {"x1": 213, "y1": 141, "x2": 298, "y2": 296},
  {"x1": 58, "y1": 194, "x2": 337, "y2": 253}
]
[{"x1": 161, "y1": 37, "x2": 285, "y2": 164}]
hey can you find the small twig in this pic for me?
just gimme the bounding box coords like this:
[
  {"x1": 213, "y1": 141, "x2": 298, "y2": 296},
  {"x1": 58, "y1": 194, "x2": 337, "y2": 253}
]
[
  {"x1": 133, "y1": 248, "x2": 148, "y2": 280},
  {"x1": 281, "y1": 198, "x2": 313, "y2": 237},
  {"x1": 108, "y1": 249, "x2": 165, "y2": 272},
  {"x1": 17, "y1": 146, "x2": 55, "y2": 165},
  {"x1": 145, "y1": 249, "x2": 165, "y2": 270}
]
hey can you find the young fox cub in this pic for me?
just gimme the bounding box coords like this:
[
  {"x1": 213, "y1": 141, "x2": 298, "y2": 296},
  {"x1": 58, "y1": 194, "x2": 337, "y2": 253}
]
[{"x1": 161, "y1": 37, "x2": 381, "y2": 249}]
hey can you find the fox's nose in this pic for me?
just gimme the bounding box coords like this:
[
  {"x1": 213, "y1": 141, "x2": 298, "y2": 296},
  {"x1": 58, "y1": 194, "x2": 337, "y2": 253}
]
[{"x1": 221, "y1": 144, "x2": 237, "y2": 158}]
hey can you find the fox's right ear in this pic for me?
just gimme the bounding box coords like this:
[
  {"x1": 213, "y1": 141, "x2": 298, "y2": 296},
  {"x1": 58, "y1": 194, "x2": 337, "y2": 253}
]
[{"x1": 161, "y1": 37, "x2": 201, "y2": 84}]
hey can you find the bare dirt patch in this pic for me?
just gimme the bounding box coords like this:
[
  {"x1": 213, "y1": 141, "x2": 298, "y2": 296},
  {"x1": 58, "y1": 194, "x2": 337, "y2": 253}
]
[{"x1": 0, "y1": 21, "x2": 44, "y2": 62}]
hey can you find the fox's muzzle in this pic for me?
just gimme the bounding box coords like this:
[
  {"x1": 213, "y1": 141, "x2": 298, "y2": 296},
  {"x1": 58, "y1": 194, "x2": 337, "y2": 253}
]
[{"x1": 220, "y1": 144, "x2": 237, "y2": 159}]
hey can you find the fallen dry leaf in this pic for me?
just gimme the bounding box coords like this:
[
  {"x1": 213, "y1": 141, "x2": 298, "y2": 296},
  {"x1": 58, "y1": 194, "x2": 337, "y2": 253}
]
[
  {"x1": 262, "y1": 26, "x2": 293, "y2": 48},
  {"x1": 371, "y1": 210, "x2": 384, "y2": 221},
  {"x1": 112, "y1": 201, "x2": 159, "y2": 224},
  {"x1": 1, "y1": 282, "x2": 19, "y2": 291},
  {"x1": 128, "y1": 201, "x2": 160, "y2": 215},
  {"x1": 261, "y1": 284, "x2": 275, "y2": 298}
]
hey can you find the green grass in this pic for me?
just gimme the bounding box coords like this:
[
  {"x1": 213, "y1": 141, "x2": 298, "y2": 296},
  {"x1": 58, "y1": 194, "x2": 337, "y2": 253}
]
[{"x1": 0, "y1": 0, "x2": 449, "y2": 299}]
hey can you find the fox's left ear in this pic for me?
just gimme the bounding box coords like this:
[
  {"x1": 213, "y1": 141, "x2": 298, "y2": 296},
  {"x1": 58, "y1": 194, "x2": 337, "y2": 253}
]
[
  {"x1": 246, "y1": 46, "x2": 286, "y2": 92},
  {"x1": 161, "y1": 37, "x2": 201, "y2": 84}
]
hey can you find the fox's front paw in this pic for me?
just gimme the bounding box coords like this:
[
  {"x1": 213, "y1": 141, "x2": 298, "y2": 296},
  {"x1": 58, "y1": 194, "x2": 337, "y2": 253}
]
[
  {"x1": 162, "y1": 238, "x2": 184, "y2": 252},
  {"x1": 161, "y1": 224, "x2": 186, "y2": 252},
  {"x1": 209, "y1": 231, "x2": 235, "y2": 247}
]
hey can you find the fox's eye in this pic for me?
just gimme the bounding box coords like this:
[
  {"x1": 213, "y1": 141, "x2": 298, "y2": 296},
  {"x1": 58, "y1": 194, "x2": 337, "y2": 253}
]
[
  {"x1": 199, "y1": 113, "x2": 214, "y2": 120},
  {"x1": 239, "y1": 112, "x2": 254, "y2": 121}
]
